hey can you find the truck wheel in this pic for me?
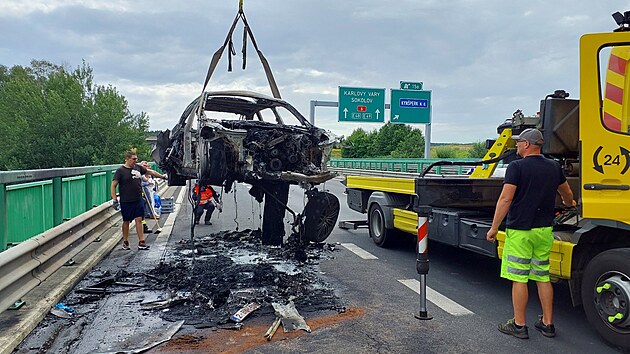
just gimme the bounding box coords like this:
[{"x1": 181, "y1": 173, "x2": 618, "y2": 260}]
[
  {"x1": 581, "y1": 248, "x2": 630, "y2": 350},
  {"x1": 368, "y1": 203, "x2": 392, "y2": 247}
]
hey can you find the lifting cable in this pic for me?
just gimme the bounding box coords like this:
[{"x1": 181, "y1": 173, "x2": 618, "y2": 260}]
[{"x1": 197, "y1": 0, "x2": 281, "y2": 109}]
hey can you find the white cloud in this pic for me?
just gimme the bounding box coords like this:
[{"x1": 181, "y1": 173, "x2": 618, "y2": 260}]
[
  {"x1": 0, "y1": 0, "x2": 625, "y2": 143},
  {"x1": 0, "y1": 0, "x2": 129, "y2": 17}
]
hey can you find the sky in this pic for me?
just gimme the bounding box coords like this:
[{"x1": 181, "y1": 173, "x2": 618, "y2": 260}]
[{"x1": 0, "y1": 1, "x2": 627, "y2": 143}]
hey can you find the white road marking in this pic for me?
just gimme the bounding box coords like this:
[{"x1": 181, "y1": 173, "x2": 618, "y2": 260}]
[
  {"x1": 340, "y1": 243, "x2": 378, "y2": 260},
  {"x1": 398, "y1": 279, "x2": 474, "y2": 316}
]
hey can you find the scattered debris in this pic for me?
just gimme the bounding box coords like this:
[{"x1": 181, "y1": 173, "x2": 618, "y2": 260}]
[
  {"x1": 230, "y1": 302, "x2": 261, "y2": 323},
  {"x1": 140, "y1": 228, "x2": 342, "y2": 328},
  {"x1": 263, "y1": 316, "x2": 282, "y2": 341},
  {"x1": 49, "y1": 303, "x2": 76, "y2": 319},
  {"x1": 272, "y1": 300, "x2": 311, "y2": 333},
  {"x1": 76, "y1": 276, "x2": 144, "y2": 294},
  {"x1": 54, "y1": 303, "x2": 75, "y2": 313},
  {"x1": 50, "y1": 308, "x2": 73, "y2": 319}
]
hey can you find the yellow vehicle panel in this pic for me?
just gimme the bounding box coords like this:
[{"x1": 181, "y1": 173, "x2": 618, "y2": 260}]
[
  {"x1": 346, "y1": 176, "x2": 415, "y2": 195},
  {"x1": 581, "y1": 32, "x2": 630, "y2": 225},
  {"x1": 393, "y1": 208, "x2": 418, "y2": 235},
  {"x1": 496, "y1": 231, "x2": 574, "y2": 280}
]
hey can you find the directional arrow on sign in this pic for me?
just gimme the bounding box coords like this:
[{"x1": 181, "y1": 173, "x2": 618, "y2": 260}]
[
  {"x1": 343, "y1": 108, "x2": 348, "y2": 119},
  {"x1": 375, "y1": 109, "x2": 380, "y2": 120},
  {"x1": 393, "y1": 114, "x2": 400, "y2": 120}
]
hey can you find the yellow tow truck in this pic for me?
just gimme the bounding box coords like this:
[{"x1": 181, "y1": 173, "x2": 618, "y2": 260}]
[{"x1": 342, "y1": 12, "x2": 630, "y2": 350}]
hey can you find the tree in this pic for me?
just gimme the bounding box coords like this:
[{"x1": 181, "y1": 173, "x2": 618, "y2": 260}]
[
  {"x1": 341, "y1": 123, "x2": 425, "y2": 158},
  {"x1": 0, "y1": 60, "x2": 151, "y2": 170},
  {"x1": 342, "y1": 128, "x2": 375, "y2": 158},
  {"x1": 468, "y1": 141, "x2": 488, "y2": 158}
]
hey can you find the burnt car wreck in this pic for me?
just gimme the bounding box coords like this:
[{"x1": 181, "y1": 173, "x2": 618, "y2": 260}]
[{"x1": 153, "y1": 91, "x2": 340, "y2": 245}]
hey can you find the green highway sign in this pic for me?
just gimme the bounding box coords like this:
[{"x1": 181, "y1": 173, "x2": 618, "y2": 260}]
[
  {"x1": 400, "y1": 81, "x2": 423, "y2": 90},
  {"x1": 338, "y1": 86, "x2": 385, "y2": 122},
  {"x1": 390, "y1": 89, "x2": 431, "y2": 124}
]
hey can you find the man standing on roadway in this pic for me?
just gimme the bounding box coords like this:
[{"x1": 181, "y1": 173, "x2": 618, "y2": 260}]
[
  {"x1": 486, "y1": 128, "x2": 576, "y2": 339},
  {"x1": 111, "y1": 151, "x2": 167, "y2": 250}
]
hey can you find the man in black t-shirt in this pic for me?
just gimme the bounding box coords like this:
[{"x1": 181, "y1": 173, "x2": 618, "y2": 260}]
[
  {"x1": 111, "y1": 151, "x2": 167, "y2": 250},
  {"x1": 486, "y1": 128, "x2": 575, "y2": 339}
]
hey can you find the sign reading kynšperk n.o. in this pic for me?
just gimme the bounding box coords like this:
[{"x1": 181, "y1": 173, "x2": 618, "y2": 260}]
[
  {"x1": 390, "y1": 89, "x2": 431, "y2": 124},
  {"x1": 338, "y1": 86, "x2": 385, "y2": 122}
]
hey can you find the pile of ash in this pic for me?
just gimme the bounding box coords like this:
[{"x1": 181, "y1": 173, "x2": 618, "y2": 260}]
[{"x1": 143, "y1": 229, "x2": 344, "y2": 327}]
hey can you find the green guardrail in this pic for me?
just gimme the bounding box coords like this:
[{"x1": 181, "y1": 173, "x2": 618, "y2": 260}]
[
  {"x1": 328, "y1": 158, "x2": 478, "y2": 174},
  {"x1": 0, "y1": 162, "x2": 159, "y2": 251}
]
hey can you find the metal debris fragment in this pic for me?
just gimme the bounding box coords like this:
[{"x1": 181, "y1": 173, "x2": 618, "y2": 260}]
[
  {"x1": 263, "y1": 316, "x2": 282, "y2": 341},
  {"x1": 272, "y1": 301, "x2": 311, "y2": 333},
  {"x1": 230, "y1": 302, "x2": 261, "y2": 322}
]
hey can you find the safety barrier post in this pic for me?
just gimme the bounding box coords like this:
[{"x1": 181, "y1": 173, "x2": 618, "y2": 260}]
[
  {"x1": 0, "y1": 183, "x2": 6, "y2": 251},
  {"x1": 85, "y1": 172, "x2": 94, "y2": 210},
  {"x1": 415, "y1": 216, "x2": 432, "y2": 320},
  {"x1": 105, "y1": 170, "x2": 113, "y2": 200},
  {"x1": 52, "y1": 177, "x2": 63, "y2": 226}
]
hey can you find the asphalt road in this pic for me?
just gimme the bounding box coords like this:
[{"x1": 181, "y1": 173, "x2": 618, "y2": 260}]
[{"x1": 13, "y1": 177, "x2": 622, "y2": 354}]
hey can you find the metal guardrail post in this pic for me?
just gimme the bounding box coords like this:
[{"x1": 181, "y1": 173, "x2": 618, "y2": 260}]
[
  {"x1": 52, "y1": 177, "x2": 63, "y2": 226},
  {"x1": 85, "y1": 173, "x2": 94, "y2": 210},
  {"x1": 106, "y1": 170, "x2": 113, "y2": 196},
  {"x1": 0, "y1": 184, "x2": 6, "y2": 251}
]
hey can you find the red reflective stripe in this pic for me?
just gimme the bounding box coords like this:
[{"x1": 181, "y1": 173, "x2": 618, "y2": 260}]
[
  {"x1": 417, "y1": 219, "x2": 428, "y2": 254},
  {"x1": 604, "y1": 112, "x2": 622, "y2": 131},
  {"x1": 417, "y1": 221, "x2": 427, "y2": 241},
  {"x1": 606, "y1": 83, "x2": 624, "y2": 105},
  {"x1": 609, "y1": 54, "x2": 627, "y2": 76}
]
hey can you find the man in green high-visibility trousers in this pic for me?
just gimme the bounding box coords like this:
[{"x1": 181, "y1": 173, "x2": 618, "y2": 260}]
[{"x1": 486, "y1": 128, "x2": 576, "y2": 339}]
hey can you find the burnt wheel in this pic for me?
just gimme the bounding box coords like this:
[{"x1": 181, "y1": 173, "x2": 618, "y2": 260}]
[
  {"x1": 303, "y1": 191, "x2": 340, "y2": 243},
  {"x1": 581, "y1": 248, "x2": 630, "y2": 351},
  {"x1": 368, "y1": 203, "x2": 392, "y2": 247},
  {"x1": 166, "y1": 168, "x2": 187, "y2": 186}
]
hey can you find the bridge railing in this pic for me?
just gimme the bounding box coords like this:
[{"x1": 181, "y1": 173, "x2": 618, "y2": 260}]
[
  {"x1": 0, "y1": 165, "x2": 121, "y2": 251},
  {"x1": 328, "y1": 158, "x2": 479, "y2": 175},
  {"x1": 0, "y1": 163, "x2": 166, "y2": 251}
]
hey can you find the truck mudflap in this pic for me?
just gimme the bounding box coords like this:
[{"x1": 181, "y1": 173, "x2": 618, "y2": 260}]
[{"x1": 496, "y1": 231, "x2": 575, "y2": 280}]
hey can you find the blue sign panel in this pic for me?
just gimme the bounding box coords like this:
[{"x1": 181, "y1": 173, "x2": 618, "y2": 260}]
[{"x1": 399, "y1": 98, "x2": 428, "y2": 108}]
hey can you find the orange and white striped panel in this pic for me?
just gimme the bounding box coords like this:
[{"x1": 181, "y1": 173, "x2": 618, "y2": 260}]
[{"x1": 603, "y1": 47, "x2": 630, "y2": 132}]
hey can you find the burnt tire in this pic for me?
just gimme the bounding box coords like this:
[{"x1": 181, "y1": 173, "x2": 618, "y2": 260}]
[
  {"x1": 166, "y1": 168, "x2": 187, "y2": 186},
  {"x1": 262, "y1": 183, "x2": 289, "y2": 246},
  {"x1": 368, "y1": 203, "x2": 392, "y2": 247},
  {"x1": 581, "y1": 248, "x2": 630, "y2": 351},
  {"x1": 303, "y1": 192, "x2": 340, "y2": 243}
]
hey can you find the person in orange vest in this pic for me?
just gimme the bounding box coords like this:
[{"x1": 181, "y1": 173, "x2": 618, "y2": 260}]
[{"x1": 192, "y1": 183, "x2": 221, "y2": 225}]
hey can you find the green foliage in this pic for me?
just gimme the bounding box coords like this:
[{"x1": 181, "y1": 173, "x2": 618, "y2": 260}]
[
  {"x1": 468, "y1": 141, "x2": 488, "y2": 158},
  {"x1": 0, "y1": 60, "x2": 150, "y2": 170},
  {"x1": 341, "y1": 123, "x2": 425, "y2": 158},
  {"x1": 434, "y1": 146, "x2": 459, "y2": 158}
]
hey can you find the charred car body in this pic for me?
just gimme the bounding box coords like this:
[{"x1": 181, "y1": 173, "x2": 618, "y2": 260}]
[{"x1": 153, "y1": 91, "x2": 340, "y2": 245}]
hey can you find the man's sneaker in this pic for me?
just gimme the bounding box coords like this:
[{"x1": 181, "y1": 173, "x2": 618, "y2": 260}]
[
  {"x1": 534, "y1": 315, "x2": 556, "y2": 337},
  {"x1": 498, "y1": 318, "x2": 529, "y2": 339},
  {"x1": 143, "y1": 225, "x2": 153, "y2": 234},
  {"x1": 122, "y1": 241, "x2": 131, "y2": 250},
  {"x1": 204, "y1": 220, "x2": 212, "y2": 225},
  {"x1": 138, "y1": 241, "x2": 150, "y2": 250}
]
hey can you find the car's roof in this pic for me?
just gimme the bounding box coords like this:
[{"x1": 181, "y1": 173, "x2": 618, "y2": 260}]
[{"x1": 205, "y1": 90, "x2": 278, "y2": 100}]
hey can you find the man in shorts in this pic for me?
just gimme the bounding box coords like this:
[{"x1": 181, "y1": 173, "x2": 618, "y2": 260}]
[
  {"x1": 486, "y1": 128, "x2": 576, "y2": 339},
  {"x1": 111, "y1": 151, "x2": 167, "y2": 250}
]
